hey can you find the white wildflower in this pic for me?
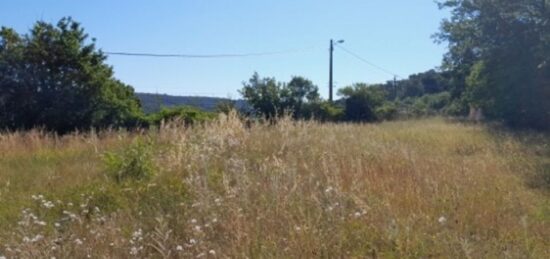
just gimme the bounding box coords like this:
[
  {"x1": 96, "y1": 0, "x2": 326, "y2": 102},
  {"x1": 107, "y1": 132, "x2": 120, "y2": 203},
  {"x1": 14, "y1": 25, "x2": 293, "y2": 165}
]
[
  {"x1": 132, "y1": 229, "x2": 143, "y2": 240},
  {"x1": 130, "y1": 247, "x2": 139, "y2": 255},
  {"x1": 30, "y1": 234, "x2": 44, "y2": 242},
  {"x1": 42, "y1": 200, "x2": 55, "y2": 209},
  {"x1": 75, "y1": 238, "x2": 83, "y2": 245},
  {"x1": 438, "y1": 216, "x2": 447, "y2": 224},
  {"x1": 176, "y1": 245, "x2": 183, "y2": 251},
  {"x1": 189, "y1": 238, "x2": 197, "y2": 245}
]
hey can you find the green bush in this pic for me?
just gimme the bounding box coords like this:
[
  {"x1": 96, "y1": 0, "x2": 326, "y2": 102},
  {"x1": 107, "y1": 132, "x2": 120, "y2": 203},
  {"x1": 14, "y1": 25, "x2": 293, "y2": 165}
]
[
  {"x1": 375, "y1": 102, "x2": 398, "y2": 121},
  {"x1": 301, "y1": 101, "x2": 344, "y2": 122},
  {"x1": 103, "y1": 138, "x2": 156, "y2": 183},
  {"x1": 145, "y1": 106, "x2": 215, "y2": 126},
  {"x1": 443, "y1": 98, "x2": 469, "y2": 116}
]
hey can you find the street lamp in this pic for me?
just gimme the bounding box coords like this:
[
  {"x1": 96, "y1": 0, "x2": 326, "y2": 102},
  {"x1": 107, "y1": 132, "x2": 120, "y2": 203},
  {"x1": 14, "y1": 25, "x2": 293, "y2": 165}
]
[{"x1": 329, "y1": 39, "x2": 344, "y2": 102}]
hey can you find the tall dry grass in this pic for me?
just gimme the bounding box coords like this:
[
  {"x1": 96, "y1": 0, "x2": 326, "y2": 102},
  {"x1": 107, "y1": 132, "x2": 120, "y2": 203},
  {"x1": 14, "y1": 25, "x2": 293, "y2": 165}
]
[{"x1": 0, "y1": 114, "x2": 548, "y2": 258}]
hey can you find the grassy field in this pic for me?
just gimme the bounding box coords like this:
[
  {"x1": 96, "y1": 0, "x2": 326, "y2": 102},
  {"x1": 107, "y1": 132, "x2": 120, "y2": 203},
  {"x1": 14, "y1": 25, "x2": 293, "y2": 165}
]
[{"x1": 0, "y1": 115, "x2": 548, "y2": 258}]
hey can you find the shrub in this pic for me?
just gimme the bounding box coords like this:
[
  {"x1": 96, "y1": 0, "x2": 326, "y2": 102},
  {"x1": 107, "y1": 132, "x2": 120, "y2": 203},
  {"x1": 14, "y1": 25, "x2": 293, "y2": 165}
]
[
  {"x1": 145, "y1": 106, "x2": 215, "y2": 126},
  {"x1": 301, "y1": 101, "x2": 344, "y2": 122},
  {"x1": 103, "y1": 138, "x2": 156, "y2": 183},
  {"x1": 375, "y1": 102, "x2": 398, "y2": 121}
]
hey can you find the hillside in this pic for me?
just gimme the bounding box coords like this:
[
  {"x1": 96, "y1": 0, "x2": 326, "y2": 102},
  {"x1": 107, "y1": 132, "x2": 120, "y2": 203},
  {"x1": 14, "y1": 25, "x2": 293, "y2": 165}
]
[
  {"x1": 136, "y1": 93, "x2": 248, "y2": 113},
  {"x1": 0, "y1": 117, "x2": 548, "y2": 258}
]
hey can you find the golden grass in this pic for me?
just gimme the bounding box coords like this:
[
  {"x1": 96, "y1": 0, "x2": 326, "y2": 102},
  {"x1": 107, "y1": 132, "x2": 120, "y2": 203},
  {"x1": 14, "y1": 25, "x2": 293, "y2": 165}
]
[{"x1": 0, "y1": 115, "x2": 548, "y2": 258}]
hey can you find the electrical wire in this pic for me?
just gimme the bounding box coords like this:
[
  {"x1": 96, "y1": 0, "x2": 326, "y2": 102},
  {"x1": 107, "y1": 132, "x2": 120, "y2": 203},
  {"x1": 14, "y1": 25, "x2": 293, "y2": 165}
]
[
  {"x1": 104, "y1": 45, "x2": 319, "y2": 59},
  {"x1": 335, "y1": 45, "x2": 402, "y2": 79}
]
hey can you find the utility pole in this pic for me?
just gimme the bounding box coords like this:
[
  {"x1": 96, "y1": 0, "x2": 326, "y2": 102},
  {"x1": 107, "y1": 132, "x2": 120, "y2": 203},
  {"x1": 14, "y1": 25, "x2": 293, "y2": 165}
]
[
  {"x1": 329, "y1": 39, "x2": 334, "y2": 102},
  {"x1": 329, "y1": 39, "x2": 344, "y2": 103},
  {"x1": 393, "y1": 76, "x2": 397, "y2": 100}
]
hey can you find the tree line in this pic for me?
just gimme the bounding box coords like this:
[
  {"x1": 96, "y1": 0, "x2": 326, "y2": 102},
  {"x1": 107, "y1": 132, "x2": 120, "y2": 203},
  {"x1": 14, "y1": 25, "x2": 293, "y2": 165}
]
[
  {"x1": 0, "y1": 18, "x2": 214, "y2": 133},
  {"x1": 436, "y1": 0, "x2": 549, "y2": 130},
  {"x1": 243, "y1": 0, "x2": 549, "y2": 129},
  {"x1": 1, "y1": 0, "x2": 548, "y2": 133}
]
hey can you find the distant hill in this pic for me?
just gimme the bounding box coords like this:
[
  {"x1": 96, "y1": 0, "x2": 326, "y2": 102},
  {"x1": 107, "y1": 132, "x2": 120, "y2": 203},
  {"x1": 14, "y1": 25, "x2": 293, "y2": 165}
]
[{"x1": 136, "y1": 93, "x2": 248, "y2": 113}]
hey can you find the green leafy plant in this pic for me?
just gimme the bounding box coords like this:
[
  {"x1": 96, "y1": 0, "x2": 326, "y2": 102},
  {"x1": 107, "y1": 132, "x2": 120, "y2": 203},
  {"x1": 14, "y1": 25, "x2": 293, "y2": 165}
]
[{"x1": 103, "y1": 138, "x2": 156, "y2": 183}]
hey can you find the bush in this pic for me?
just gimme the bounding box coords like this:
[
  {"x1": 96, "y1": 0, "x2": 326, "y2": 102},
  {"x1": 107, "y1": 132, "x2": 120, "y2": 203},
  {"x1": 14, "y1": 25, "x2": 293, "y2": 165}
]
[
  {"x1": 145, "y1": 106, "x2": 215, "y2": 126},
  {"x1": 443, "y1": 98, "x2": 469, "y2": 116},
  {"x1": 375, "y1": 102, "x2": 398, "y2": 121},
  {"x1": 301, "y1": 101, "x2": 344, "y2": 122},
  {"x1": 103, "y1": 138, "x2": 156, "y2": 183},
  {"x1": 339, "y1": 83, "x2": 386, "y2": 122}
]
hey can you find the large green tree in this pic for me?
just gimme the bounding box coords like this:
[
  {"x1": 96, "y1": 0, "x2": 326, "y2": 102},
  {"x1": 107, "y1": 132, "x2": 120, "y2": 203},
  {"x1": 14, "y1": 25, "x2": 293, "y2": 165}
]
[
  {"x1": 240, "y1": 73, "x2": 320, "y2": 119},
  {"x1": 436, "y1": 0, "x2": 550, "y2": 129},
  {"x1": 0, "y1": 18, "x2": 142, "y2": 133},
  {"x1": 282, "y1": 76, "x2": 320, "y2": 117},
  {"x1": 240, "y1": 72, "x2": 283, "y2": 119}
]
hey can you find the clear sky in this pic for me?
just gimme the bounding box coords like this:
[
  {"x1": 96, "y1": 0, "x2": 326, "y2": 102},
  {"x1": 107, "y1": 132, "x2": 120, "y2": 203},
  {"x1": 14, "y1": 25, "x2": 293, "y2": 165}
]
[{"x1": 1, "y1": 0, "x2": 449, "y2": 98}]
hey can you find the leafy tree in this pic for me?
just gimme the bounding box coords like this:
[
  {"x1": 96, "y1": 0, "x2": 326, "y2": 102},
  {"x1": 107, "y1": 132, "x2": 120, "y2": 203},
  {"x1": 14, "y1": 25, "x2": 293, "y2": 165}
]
[
  {"x1": 239, "y1": 72, "x2": 283, "y2": 119},
  {"x1": 283, "y1": 76, "x2": 320, "y2": 117},
  {"x1": 240, "y1": 73, "x2": 320, "y2": 119},
  {"x1": 393, "y1": 70, "x2": 450, "y2": 99},
  {"x1": 0, "y1": 18, "x2": 142, "y2": 133},
  {"x1": 436, "y1": 0, "x2": 550, "y2": 129},
  {"x1": 338, "y1": 83, "x2": 386, "y2": 122}
]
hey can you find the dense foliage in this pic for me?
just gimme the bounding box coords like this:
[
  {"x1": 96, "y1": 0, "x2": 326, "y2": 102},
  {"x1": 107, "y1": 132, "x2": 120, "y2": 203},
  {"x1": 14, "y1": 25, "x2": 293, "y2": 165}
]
[
  {"x1": 0, "y1": 18, "x2": 143, "y2": 133},
  {"x1": 338, "y1": 83, "x2": 386, "y2": 122},
  {"x1": 436, "y1": 0, "x2": 550, "y2": 129},
  {"x1": 239, "y1": 73, "x2": 329, "y2": 120},
  {"x1": 144, "y1": 106, "x2": 215, "y2": 126},
  {"x1": 239, "y1": 71, "x2": 455, "y2": 123}
]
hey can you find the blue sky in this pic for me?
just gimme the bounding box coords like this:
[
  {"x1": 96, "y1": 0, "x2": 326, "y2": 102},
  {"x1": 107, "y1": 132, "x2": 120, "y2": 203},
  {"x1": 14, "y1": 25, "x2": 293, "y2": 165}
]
[{"x1": 1, "y1": 0, "x2": 449, "y2": 98}]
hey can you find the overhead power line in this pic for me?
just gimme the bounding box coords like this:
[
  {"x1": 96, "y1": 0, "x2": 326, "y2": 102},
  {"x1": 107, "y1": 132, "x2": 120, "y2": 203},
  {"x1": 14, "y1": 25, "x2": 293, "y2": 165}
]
[
  {"x1": 335, "y1": 45, "x2": 402, "y2": 79},
  {"x1": 103, "y1": 45, "x2": 319, "y2": 59}
]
